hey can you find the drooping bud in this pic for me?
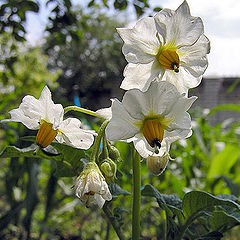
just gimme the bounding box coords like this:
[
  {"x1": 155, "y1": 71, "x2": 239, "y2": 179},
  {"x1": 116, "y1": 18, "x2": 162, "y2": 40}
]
[
  {"x1": 75, "y1": 162, "x2": 112, "y2": 208},
  {"x1": 146, "y1": 155, "x2": 169, "y2": 176},
  {"x1": 100, "y1": 158, "x2": 117, "y2": 182},
  {"x1": 107, "y1": 143, "x2": 121, "y2": 162},
  {"x1": 36, "y1": 121, "x2": 57, "y2": 148}
]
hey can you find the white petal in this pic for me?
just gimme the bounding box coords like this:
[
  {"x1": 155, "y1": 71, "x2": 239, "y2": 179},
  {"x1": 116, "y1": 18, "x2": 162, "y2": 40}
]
[
  {"x1": 94, "y1": 194, "x2": 105, "y2": 208},
  {"x1": 144, "y1": 80, "x2": 182, "y2": 116},
  {"x1": 154, "y1": 8, "x2": 175, "y2": 45},
  {"x1": 1, "y1": 94, "x2": 43, "y2": 130},
  {"x1": 117, "y1": 17, "x2": 160, "y2": 63},
  {"x1": 156, "y1": 1, "x2": 204, "y2": 47},
  {"x1": 163, "y1": 67, "x2": 202, "y2": 94},
  {"x1": 102, "y1": 184, "x2": 112, "y2": 201},
  {"x1": 105, "y1": 99, "x2": 139, "y2": 141},
  {"x1": 96, "y1": 106, "x2": 112, "y2": 120},
  {"x1": 122, "y1": 87, "x2": 152, "y2": 120},
  {"x1": 179, "y1": 34, "x2": 210, "y2": 77},
  {"x1": 38, "y1": 86, "x2": 64, "y2": 128},
  {"x1": 133, "y1": 134, "x2": 167, "y2": 158},
  {"x1": 1, "y1": 107, "x2": 40, "y2": 130},
  {"x1": 56, "y1": 118, "x2": 95, "y2": 149},
  {"x1": 120, "y1": 61, "x2": 161, "y2": 91},
  {"x1": 164, "y1": 128, "x2": 192, "y2": 144}
]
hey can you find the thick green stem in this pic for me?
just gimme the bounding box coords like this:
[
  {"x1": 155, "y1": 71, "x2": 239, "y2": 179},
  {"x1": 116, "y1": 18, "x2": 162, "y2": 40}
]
[
  {"x1": 102, "y1": 204, "x2": 126, "y2": 240},
  {"x1": 90, "y1": 120, "x2": 109, "y2": 162},
  {"x1": 64, "y1": 106, "x2": 105, "y2": 119},
  {"x1": 102, "y1": 134, "x2": 109, "y2": 158},
  {"x1": 132, "y1": 148, "x2": 141, "y2": 240}
]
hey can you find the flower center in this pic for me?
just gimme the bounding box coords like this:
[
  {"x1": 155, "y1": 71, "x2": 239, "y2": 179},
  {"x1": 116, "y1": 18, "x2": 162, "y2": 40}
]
[
  {"x1": 142, "y1": 119, "x2": 164, "y2": 149},
  {"x1": 158, "y1": 49, "x2": 180, "y2": 73},
  {"x1": 36, "y1": 122, "x2": 57, "y2": 148}
]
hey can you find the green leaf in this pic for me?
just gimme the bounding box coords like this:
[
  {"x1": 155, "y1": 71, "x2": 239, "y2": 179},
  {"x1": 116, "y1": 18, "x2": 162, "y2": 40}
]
[
  {"x1": 195, "y1": 231, "x2": 223, "y2": 240},
  {"x1": 153, "y1": 7, "x2": 162, "y2": 12},
  {"x1": 1, "y1": 136, "x2": 86, "y2": 177},
  {"x1": 209, "y1": 210, "x2": 240, "y2": 231},
  {"x1": 0, "y1": 144, "x2": 61, "y2": 161},
  {"x1": 182, "y1": 191, "x2": 240, "y2": 220},
  {"x1": 142, "y1": 184, "x2": 184, "y2": 224},
  {"x1": 20, "y1": 136, "x2": 86, "y2": 174},
  {"x1": 209, "y1": 104, "x2": 240, "y2": 116},
  {"x1": 88, "y1": 0, "x2": 95, "y2": 7},
  {"x1": 221, "y1": 176, "x2": 240, "y2": 197},
  {"x1": 207, "y1": 144, "x2": 240, "y2": 178},
  {"x1": 134, "y1": 4, "x2": 144, "y2": 17},
  {"x1": 108, "y1": 183, "x2": 130, "y2": 196},
  {"x1": 53, "y1": 161, "x2": 75, "y2": 177},
  {"x1": 51, "y1": 142, "x2": 85, "y2": 174}
]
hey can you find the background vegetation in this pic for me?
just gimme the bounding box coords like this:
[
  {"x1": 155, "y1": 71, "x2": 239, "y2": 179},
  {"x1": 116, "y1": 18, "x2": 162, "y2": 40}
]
[{"x1": 0, "y1": 0, "x2": 240, "y2": 239}]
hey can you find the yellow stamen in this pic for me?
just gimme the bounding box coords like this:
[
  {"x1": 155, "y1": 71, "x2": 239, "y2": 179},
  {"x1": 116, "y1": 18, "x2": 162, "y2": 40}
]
[
  {"x1": 158, "y1": 49, "x2": 180, "y2": 73},
  {"x1": 142, "y1": 120, "x2": 164, "y2": 149},
  {"x1": 36, "y1": 122, "x2": 57, "y2": 148}
]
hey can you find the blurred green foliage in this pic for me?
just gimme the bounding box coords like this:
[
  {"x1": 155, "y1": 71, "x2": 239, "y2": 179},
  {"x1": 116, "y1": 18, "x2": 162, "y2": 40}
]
[{"x1": 44, "y1": 7, "x2": 126, "y2": 110}]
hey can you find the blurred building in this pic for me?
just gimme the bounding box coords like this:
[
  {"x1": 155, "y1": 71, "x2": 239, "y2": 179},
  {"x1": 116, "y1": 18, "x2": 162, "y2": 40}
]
[{"x1": 190, "y1": 77, "x2": 240, "y2": 124}]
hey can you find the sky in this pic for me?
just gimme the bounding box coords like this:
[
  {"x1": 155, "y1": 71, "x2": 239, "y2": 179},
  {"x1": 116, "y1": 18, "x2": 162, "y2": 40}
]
[{"x1": 25, "y1": 0, "x2": 240, "y2": 78}]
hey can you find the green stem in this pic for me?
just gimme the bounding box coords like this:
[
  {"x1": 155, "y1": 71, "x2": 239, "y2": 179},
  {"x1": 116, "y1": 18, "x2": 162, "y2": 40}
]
[
  {"x1": 132, "y1": 147, "x2": 141, "y2": 240},
  {"x1": 178, "y1": 212, "x2": 202, "y2": 240},
  {"x1": 102, "y1": 204, "x2": 126, "y2": 240},
  {"x1": 102, "y1": 134, "x2": 109, "y2": 158},
  {"x1": 90, "y1": 120, "x2": 109, "y2": 162},
  {"x1": 64, "y1": 106, "x2": 105, "y2": 119}
]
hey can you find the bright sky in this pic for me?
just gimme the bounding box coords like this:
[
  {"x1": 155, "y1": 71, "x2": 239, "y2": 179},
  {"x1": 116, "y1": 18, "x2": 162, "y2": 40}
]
[{"x1": 26, "y1": 0, "x2": 240, "y2": 78}]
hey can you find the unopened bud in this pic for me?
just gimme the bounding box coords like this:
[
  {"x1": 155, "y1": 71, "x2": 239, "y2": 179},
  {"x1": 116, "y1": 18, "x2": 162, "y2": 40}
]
[
  {"x1": 146, "y1": 155, "x2": 169, "y2": 176},
  {"x1": 100, "y1": 158, "x2": 117, "y2": 182},
  {"x1": 107, "y1": 144, "x2": 121, "y2": 162}
]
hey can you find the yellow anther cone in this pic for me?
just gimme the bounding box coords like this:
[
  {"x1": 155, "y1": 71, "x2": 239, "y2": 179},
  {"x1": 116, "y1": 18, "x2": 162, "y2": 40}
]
[
  {"x1": 142, "y1": 119, "x2": 164, "y2": 148},
  {"x1": 36, "y1": 122, "x2": 57, "y2": 148}
]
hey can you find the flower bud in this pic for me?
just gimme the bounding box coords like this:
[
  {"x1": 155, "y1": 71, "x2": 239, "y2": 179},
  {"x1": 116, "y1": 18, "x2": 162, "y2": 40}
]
[
  {"x1": 100, "y1": 158, "x2": 117, "y2": 182},
  {"x1": 146, "y1": 155, "x2": 169, "y2": 176},
  {"x1": 107, "y1": 144, "x2": 121, "y2": 162}
]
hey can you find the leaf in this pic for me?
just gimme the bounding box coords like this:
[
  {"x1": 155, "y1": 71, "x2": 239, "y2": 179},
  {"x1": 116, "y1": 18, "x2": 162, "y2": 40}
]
[
  {"x1": 209, "y1": 210, "x2": 240, "y2": 231},
  {"x1": 209, "y1": 104, "x2": 240, "y2": 116},
  {"x1": 53, "y1": 161, "x2": 75, "y2": 177},
  {"x1": 207, "y1": 144, "x2": 240, "y2": 178},
  {"x1": 51, "y1": 142, "x2": 86, "y2": 174},
  {"x1": 153, "y1": 7, "x2": 162, "y2": 12},
  {"x1": 21, "y1": 136, "x2": 86, "y2": 174},
  {"x1": 142, "y1": 184, "x2": 182, "y2": 209},
  {"x1": 88, "y1": 0, "x2": 95, "y2": 7},
  {"x1": 102, "y1": 0, "x2": 109, "y2": 8},
  {"x1": 221, "y1": 176, "x2": 240, "y2": 197},
  {"x1": 142, "y1": 184, "x2": 184, "y2": 224},
  {"x1": 134, "y1": 4, "x2": 144, "y2": 17},
  {"x1": 195, "y1": 231, "x2": 223, "y2": 240},
  {"x1": 1, "y1": 136, "x2": 86, "y2": 177},
  {"x1": 108, "y1": 183, "x2": 130, "y2": 196},
  {"x1": 182, "y1": 191, "x2": 240, "y2": 220},
  {"x1": 0, "y1": 144, "x2": 61, "y2": 161}
]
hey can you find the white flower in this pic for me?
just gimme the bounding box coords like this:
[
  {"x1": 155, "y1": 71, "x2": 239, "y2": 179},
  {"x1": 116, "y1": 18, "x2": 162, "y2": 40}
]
[
  {"x1": 75, "y1": 162, "x2": 112, "y2": 208},
  {"x1": 1, "y1": 86, "x2": 95, "y2": 149},
  {"x1": 105, "y1": 80, "x2": 197, "y2": 158},
  {"x1": 117, "y1": 0, "x2": 210, "y2": 94}
]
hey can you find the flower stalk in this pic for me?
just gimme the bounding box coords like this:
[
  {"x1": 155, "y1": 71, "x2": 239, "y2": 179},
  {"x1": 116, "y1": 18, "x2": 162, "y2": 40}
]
[
  {"x1": 132, "y1": 146, "x2": 141, "y2": 240},
  {"x1": 102, "y1": 204, "x2": 127, "y2": 240},
  {"x1": 90, "y1": 120, "x2": 109, "y2": 162},
  {"x1": 64, "y1": 106, "x2": 105, "y2": 119}
]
